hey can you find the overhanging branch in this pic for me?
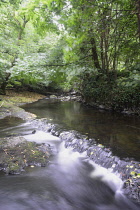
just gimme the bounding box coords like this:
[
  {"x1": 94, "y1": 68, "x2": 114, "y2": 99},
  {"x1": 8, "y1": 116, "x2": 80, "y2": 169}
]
[{"x1": 42, "y1": 55, "x2": 93, "y2": 67}]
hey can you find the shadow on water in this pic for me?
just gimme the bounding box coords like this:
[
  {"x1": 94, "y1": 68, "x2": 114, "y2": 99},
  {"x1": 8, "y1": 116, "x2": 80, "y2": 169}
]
[{"x1": 21, "y1": 98, "x2": 140, "y2": 161}]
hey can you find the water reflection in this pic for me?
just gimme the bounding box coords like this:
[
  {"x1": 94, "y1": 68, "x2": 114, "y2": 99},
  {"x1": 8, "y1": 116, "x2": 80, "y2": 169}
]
[{"x1": 22, "y1": 99, "x2": 140, "y2": 160}]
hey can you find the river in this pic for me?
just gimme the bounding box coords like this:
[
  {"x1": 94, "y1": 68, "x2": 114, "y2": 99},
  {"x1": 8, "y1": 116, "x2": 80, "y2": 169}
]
[
  {"x1": 0, "y1": 98, "x2": 140, "y2": 210},
  {"x1": 22, "y1": 98, "x2": 140, "y2": 160}
]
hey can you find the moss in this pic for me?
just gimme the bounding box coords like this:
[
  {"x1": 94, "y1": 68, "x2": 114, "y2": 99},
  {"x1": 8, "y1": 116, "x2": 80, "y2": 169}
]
[
  {"x1": 0, "y1": 138, "x2": 51, "y2": 175},
  {"x1": 6, "y1": 163, "x2": 21, "y2": 175}
]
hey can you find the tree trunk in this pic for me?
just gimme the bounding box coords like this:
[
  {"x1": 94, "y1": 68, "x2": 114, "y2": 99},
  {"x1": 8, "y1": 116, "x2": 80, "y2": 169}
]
[
  {"x1": 0, "y1": 73, "x2": 11, "y2": 95},
  {"x1": 17, "y1": 16, "x2": 28, "y2": 44},
  {"x1": 136, "y1": 0, "x2": 140, "y2": 41},
  {"x1": 100, "y1": 35, "x2": 105, "y2": 70},
  {"x1": 90, "y1": 37, "x2": 101, "y2": 69}
]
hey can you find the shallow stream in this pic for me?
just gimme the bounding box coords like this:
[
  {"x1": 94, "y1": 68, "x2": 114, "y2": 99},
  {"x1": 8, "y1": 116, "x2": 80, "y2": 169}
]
[
  {"x1": 22, "y1": 98, "x2": 140, "y2": 160},
  {"x1": 0, "y1": 98, "x2": 140, "y2": 210}
]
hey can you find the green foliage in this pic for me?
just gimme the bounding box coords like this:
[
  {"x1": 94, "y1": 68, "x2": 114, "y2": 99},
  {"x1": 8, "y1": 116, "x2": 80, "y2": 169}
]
[
  {"x1": 118, "y1": 70, "x2": 140, "y2": 88},
  {"x1": 80, "y1": 70, "x2": 140, "y2": 113},
  {"x1": 112, "y1": 86, "x2": 140, "y2": 111},
  {"x1": 0, "y1": 0, "x2": 139, "y2": 114},
  {"x1": 7, "y1": 31, "x2": 67, "y2": 91}
]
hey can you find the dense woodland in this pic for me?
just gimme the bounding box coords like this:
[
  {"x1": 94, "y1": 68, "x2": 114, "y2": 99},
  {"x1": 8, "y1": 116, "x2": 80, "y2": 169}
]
[{"x1": 0, "y1": 0, "x2": 140, "y2": 113}]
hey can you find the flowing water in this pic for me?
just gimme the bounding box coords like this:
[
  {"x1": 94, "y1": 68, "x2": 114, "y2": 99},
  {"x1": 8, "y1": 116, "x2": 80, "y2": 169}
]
[
  {"x1": 22, "y1": 98, "x2": 140, "y2": 160},
  {"x1": 0, "y1": 98, "x2": 140, "y2": 210}
]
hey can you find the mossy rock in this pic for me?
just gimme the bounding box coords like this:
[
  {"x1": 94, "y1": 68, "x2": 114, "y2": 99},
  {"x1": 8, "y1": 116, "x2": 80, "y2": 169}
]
[
  {"x1": 6, "y1": 163, "x2": 21, "y2": 175},
  {"x1": 0, "y1": 138, "x2": 51, "y2": 175}
]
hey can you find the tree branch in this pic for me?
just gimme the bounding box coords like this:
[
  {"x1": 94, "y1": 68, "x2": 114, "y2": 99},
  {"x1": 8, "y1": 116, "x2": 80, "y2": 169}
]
[{"x1": 41, "y1": 55, "x2": 93, "y2": 67}]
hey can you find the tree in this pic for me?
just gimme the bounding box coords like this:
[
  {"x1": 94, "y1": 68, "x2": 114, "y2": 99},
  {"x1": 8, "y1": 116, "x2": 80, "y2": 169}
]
[
  {"x1": 47, "y1": 0, "x2": 139, "y2": 74},
  {"x1": 0, "y1": 0, "x2": 59, "y2": 94},
  {"x1": 0, "y1": 0, "x2": 139, "y2": 103}
]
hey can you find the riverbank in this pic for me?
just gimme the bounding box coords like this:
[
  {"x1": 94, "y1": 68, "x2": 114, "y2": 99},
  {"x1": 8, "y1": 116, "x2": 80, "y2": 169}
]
[
  {"x1": 0, "y1": 90, "x2": 51, "y2": 174},
  {"x1": 0, "y1": 89, "x2": 46, "y2": 119}
]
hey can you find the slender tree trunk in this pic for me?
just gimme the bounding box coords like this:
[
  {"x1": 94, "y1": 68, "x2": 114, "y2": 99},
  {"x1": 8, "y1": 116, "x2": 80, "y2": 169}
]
[
  {"x1": 0, "y1": 73, "x2": 11, "y2": 95},
  {"x1": 104, "y1": 35, "x2": 109, "y2": 72},
  {"x1": 90, "y1": 37, "x2": 101, "y2": 69},
  {"x1": 112, "y1": 7, "x2": 119, "y2": 81},
  {"x1": 99, "y1": 9, "x2": 105, "y2": 71},
  {"x1": 17, "y1": 16, "x2": 28, "y2": 44},
  {"x1": 100, "y1": 35, "x2": 105, "y2": 70},
  {"x1": 136, "y1": 0, "x2": 140, "y2": 41},
  {"x1": 99, "y1": 9, "x2": 110, "y2": 74}
]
